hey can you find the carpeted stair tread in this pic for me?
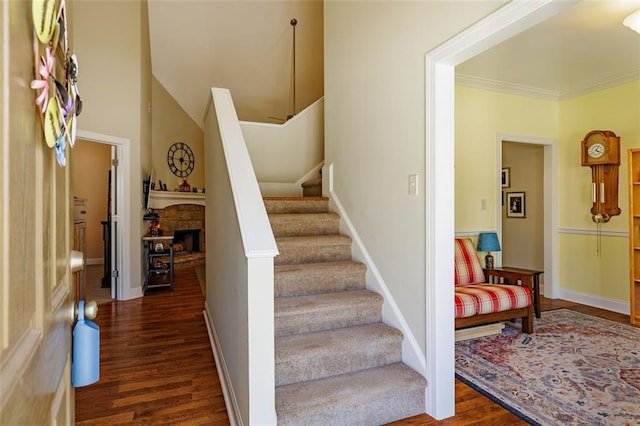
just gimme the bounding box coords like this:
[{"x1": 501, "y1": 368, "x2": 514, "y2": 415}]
[
  {"x1": 275, "y1": 323, "x2": 403, "y2": 386},
  {"x1": 275, "y1": 363, "x2": 427, "y2": 426},
  {"x1": 275, "y1": 235, "x2": 352, "y2": 265},
  {"x1": 269, "y1": 212, "x2": 340, "y2": 237},
  {"x1": 264, "y1": 197, "x2": 329, "y2": 214},
  {"x1": 274, "y1": 289, "x2": 383, "y2": 336},
  {"x1": 275, "y1": 261, "x2": 366, "y2": 297}
]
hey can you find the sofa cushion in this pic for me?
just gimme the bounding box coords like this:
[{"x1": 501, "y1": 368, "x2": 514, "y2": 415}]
[
  {"x1": 454, "y1": 284, "x2": 532, "y2": 317},
  {"x1": 454, "y1": 238, "x2": 485, "y2": 286},
  {"x1": 454, "y1": 292, "x2": 478, "y2": 318}
]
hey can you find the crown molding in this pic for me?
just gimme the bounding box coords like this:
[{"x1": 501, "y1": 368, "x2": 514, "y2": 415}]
[
  {"x1": 558, "y1": 71, "x2": 640, "y2": 100},
  {"x1": 456, "y1": 71, "x2": 640, "y2": 101},
  {"x1": 455, "y1": 73, "x2": 559, "y2": 100}
]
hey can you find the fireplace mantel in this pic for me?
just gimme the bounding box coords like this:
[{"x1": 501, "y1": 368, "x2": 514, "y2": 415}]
[{"x1": 149, "y1": 190, "x2": 205, "y2": 210}]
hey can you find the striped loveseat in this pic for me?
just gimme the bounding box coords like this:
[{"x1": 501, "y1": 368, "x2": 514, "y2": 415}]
[{"x1": 454, "y1": 237, "x2": 534, "y2": 333}]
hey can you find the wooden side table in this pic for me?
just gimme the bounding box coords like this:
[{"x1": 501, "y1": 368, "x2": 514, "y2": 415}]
[{"x1": 494, "y1": 267, "x2": 544, "y2": 318}]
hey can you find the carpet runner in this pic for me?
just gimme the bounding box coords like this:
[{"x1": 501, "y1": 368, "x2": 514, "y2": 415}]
[
  {"x1": 456, "y1": 309, "x2": 640, "y2": 425},
  {"x1": 265, "y1": 197, "x2": 426, "y2": 425}
]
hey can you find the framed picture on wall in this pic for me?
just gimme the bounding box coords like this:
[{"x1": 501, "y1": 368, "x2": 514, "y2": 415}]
[
  {"x1": 501, "y1": 167, "x2": 510, "y2": 188},
  {"x1": 506, "y1": 192, "x2": 525, "y2": 218}
]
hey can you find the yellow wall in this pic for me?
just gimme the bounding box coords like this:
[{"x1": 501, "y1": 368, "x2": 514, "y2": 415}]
[
  {"x1": 557, "y1": 81, "x2": 640, "y2": 301},
  {"x1": 151, "y1": 77, "x2": 204, "y2": 190},
  {"x1": 455, "y1": 86, "x2": 557, "y2": 232},
  {"x1": 456, "y1": 81, "x2": 640, "y2": 306}
]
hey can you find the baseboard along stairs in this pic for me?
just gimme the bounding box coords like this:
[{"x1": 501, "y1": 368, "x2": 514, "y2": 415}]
[{"x1": 264, "y1": 197, "x2": 427, "y2": 425}]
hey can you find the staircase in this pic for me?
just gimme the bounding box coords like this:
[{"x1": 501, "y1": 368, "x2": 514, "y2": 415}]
[{"x1": 265, "y1": 197, "x2": 427, "y2": 425}]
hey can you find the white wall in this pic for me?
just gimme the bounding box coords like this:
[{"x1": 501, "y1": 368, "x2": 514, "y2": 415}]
[
  {"x1": 324, "y1": 1, "x2": 504, "y2": 354},
  {"x1": 73, "y1": 1, "x2": 152, "y2": 299},
  {"x1": 241, "y1": 98, "x2": 324, "y2": 184}
]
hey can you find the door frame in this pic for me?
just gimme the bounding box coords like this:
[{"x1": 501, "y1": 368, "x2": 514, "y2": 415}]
[
  {"x1": 76, "y1": 130, "x2": 131, "y2": 300},
  {"x1": 496, "y1": 134, "x2": 558, "y2": 299},
  {"x1": 424, "y1": 0, "x2": 579, "y2": 419}
]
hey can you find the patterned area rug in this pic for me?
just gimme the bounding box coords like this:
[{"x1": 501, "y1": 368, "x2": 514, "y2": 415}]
[{"x1": 456, "y1": 309, "x2": 640, "y2": 425}]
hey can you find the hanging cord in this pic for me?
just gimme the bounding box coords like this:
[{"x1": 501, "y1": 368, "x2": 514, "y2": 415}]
[{"x1": 289, "y1": 18, "x2": 297, "y2": 120}]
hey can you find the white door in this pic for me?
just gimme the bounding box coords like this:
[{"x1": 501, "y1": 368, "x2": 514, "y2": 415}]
[{"x1": 0, "y1": 1, "x2": 76, "y2": 424}]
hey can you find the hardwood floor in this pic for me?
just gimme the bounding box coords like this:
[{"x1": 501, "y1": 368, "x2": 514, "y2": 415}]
[
  {"x1": 75, "y1": 267, "x2": 229, "y2": 425},
  {"x1": 76, "y1": 269, "x2": 630, "y2": 425}
]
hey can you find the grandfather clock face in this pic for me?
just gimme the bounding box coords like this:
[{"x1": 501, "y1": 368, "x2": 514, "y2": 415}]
[{"x1": 581, "y1": 130, "x2": 621, "y2": 223}]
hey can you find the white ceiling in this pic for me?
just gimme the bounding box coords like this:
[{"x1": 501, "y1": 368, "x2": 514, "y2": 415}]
[
  {"x1": 147, "y1": 1, "x2": 640, "y2": 127},
  {"x1": 457, "y1": 0, "x2": 640, "y2": 99}
]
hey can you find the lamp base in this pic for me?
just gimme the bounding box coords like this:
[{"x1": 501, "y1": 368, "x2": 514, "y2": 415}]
[{"x1": 485, "y1": 253, "x2": 494, "y2": 269}]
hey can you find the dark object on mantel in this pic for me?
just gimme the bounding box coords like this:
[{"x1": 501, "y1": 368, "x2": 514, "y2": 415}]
[{"x1": 144, "y1": 213, "x2": 159, "y2": 220}]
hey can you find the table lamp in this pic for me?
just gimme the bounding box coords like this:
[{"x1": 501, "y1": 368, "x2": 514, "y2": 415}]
[{"x1": 477, "y1": 232, "x2": 501, "y2": 269}]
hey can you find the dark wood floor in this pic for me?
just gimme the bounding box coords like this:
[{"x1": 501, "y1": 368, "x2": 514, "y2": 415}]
[
  {"x1": 75, "y1": 267, "x2": 230, "y2": 425},
  {"x1": 75, "y1": 269, "x2": 630, "y2": 425}
]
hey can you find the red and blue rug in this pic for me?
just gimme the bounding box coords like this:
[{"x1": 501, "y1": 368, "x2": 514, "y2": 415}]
[{"x1": 455, "y1": 309, "x2": 640, "y2": 425}]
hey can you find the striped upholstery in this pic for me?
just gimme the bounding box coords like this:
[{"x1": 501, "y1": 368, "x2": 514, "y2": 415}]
[
  {"x1": 454, "y1": 284, "x2": 532, "y2": 318},
  {"x1": 454, "y1": 292, "x2": 478, "y2": 319},
  {"x1": 454, "y1": 238, "x2": 485, "y2": 286}
]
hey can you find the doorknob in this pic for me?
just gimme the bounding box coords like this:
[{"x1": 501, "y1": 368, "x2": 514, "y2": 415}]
[
  {"x1": 70, "y1": 250, "x2": 84, "y2": 273},
  {"x1": 74, "y1": 300, "x2": 98, "y2": 321}
]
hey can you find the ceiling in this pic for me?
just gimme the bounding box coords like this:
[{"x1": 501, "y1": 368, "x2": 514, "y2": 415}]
[
  {"x1": 147, "y1": 1, "x2": 640, "y2": 128},
  {"x1": 457, "y1": 0, "x2": 640, "y2": 99}
]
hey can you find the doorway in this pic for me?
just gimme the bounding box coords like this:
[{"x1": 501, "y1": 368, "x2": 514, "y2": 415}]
[
  {"x1": 75, "y1": 129, "x2": 131, "y2": 301},
  {"x1": 72, "y1": 140, "x2": 114, "y2": 304},
  {"x1": 424, "y1": 1, "x2": 575, "y2": 418}
]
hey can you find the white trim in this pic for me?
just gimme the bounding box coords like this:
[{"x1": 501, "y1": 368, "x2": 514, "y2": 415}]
[
  {"x1": 149, "y1": 190, "x2": 205, "y2": 209},
  {"x1": 203, "y1": 306, "x2": 242, "y2": 426},
  {"x1": 210, "y1": 88, "x2": 278, "y2": 259},
  {"x1": 258, "y1": 162, "x2": 323, "y2": 197},
  {"x1": 76, "y1": 130, "x2": 132, "y2": 300},
  {"x1": 496, "y1": 133, "x2": 559, "y2": 299},
  {"x1": 560, "y1": 71, "x2": 640, "y2": 100},
  {"x1": 425, "y1": 0, "x2": 579, "y2": 419},
  {"x1": 456, "y1": 74, "x2": 559, "y2": 100},
  {"x1": 559, "y1": 289, "x2": 630, "y2": 315},
  {"x1": 558, "y1": 227, "x2": 628, "y2": 238},
  {"x1": 329, "y1": 191, "x2": 427, "y2": 377},
  {"x1": 238, "y1": 97, "x2": 323, "y2": 128}
]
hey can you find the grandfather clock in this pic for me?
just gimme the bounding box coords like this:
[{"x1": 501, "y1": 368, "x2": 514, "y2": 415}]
[{"x1": 581, "y1": 130, "x2": 621, "y2": 223}]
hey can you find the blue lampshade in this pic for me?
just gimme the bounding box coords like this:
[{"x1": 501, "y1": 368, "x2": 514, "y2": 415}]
[{"x1": 477, "y1": 232, "x2": 501, "y2": 252}]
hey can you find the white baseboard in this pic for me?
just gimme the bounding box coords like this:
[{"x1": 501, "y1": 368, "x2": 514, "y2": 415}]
[
  {"x1": 329, "y1": 190, "x2": 427, "y2": 378},
  {"x1": 203, "y1": 305, "x2": 242, "y2": 426},
  {"x1": 558, "y1": 289, "x2": 630, "y2": 315}
]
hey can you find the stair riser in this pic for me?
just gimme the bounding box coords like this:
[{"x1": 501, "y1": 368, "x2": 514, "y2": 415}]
[
  {"x1": 275, "y1": 304, "x2": 381, "y2": 337},
  {"x1": 275, "y1": 244, "x2": 351, "y2": 265},
  {"x1": 275, "y1": 337, "x2": 402, "y2": 386},
  {"x1": 275, "y1": 363, "x2": 427, "y2": 426},
  {"x1": 277, "y1": 388, "x2": 425, "y2": 426},
  {"x1": 269, "y1": 214, "x2": 340, "y2": 237},
  {"x1": 275, "y1": 263, "x2": 366, "y2": 297},
  {"x1": 264, "y1": 199, "x2": 329, "y2": 214}
]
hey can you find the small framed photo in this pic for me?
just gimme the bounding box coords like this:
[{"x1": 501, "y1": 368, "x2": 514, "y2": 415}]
[
  {"x1": 501, "y1": 167, "x2": 510, "y2": 188},
  {"x1": 506, "y1": 192, "x2": 525, "y2": 218}
]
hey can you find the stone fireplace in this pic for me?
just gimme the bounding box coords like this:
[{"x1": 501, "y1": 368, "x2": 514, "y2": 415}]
[{"x1": 150, "y1": 202, "x2": 205, "y2": 269}]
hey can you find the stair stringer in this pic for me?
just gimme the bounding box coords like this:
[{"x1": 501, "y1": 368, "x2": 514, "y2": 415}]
[{"x1": 328, "y1": 190, "x2": 428, "y2": 383}]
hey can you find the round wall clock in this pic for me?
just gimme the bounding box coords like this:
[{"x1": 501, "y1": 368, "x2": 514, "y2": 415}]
[{"x1": 167, "y1": 142, "x2": 194, "y2": 178}]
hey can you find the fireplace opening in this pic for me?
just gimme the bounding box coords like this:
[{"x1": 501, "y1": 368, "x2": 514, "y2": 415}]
[{"x1": 174, "y1": 229, "x2": 201, "y2": 254}]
